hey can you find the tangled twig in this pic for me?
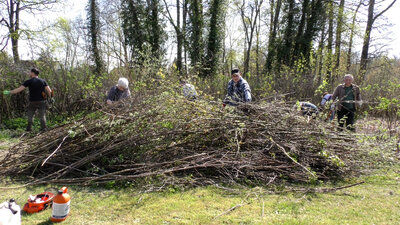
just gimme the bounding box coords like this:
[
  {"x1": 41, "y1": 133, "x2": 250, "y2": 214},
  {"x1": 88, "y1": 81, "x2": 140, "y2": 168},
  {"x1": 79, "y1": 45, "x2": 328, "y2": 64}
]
[{"x1": 0, "y1": 90, "x2": 360, "y2": 189}]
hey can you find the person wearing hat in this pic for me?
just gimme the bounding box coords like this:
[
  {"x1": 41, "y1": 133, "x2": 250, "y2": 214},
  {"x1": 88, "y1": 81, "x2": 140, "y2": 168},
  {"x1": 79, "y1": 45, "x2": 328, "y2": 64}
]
[
  {"x1": 3, "y1": 68, "x2": 52, "y2": 132},
  {"x1": 106, "y1": 77, "x2": 131, "y2": 105},
  {"x1": 223, "y1": 69, "x2": 252, "y2": 106}
]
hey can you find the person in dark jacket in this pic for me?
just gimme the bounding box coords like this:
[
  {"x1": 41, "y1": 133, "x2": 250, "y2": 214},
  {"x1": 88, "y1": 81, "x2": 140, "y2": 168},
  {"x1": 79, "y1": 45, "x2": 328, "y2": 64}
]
[
  {"x1": 332, "y1": 74, "x2": 362, "y2": 131},
  {"x1": 223, "y1": 68, "x2": 252, "y2": 106},
  {"x1": 106, "y1": 77, "x2": 131, "y2": 105},
  {"x1": 3, "y1": 68, "x2": 52, "y2": 131}
]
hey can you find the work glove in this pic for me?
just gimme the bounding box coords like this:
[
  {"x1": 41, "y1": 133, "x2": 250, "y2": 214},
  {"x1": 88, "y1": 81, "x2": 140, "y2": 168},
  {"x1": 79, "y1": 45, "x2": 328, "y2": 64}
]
[{"x1": 3, "y1": 90, "x2": 10, "y2": 95}]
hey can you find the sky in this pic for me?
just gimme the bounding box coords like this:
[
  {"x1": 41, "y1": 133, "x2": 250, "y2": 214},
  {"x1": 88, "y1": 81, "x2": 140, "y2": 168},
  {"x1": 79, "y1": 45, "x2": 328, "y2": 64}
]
[
  {"x1": 383, "y1": 2, "x2": 400, "y2": 57},
  {"x1": 3, "y1": 0, "x2": 400, "y2": 60}
]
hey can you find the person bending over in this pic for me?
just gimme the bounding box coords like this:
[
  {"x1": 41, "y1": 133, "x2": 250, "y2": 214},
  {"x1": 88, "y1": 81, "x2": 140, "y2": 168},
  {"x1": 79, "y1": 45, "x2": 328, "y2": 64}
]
[{"x1": 106, "y1": 77, "x2": 131, "y2": 105}]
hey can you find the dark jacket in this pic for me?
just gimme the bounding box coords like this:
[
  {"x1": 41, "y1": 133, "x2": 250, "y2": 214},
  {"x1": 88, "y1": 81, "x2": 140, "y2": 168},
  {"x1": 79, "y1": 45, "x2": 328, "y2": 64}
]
[
  {"x1": 224, "y1": 78, "x2": 252, "y2": 105},
  {"x1": 107, "y1": 86, "x2": 131, "y2": 102},
  {"x1": 332, "y1": 83, "x2": 361, "y2": 111}
]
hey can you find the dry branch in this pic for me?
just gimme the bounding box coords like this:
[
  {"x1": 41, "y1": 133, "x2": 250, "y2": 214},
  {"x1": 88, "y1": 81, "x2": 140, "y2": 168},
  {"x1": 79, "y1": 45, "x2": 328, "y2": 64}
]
[{"x1": 0, "y1": 89, "x2": 361, "y2": 189}]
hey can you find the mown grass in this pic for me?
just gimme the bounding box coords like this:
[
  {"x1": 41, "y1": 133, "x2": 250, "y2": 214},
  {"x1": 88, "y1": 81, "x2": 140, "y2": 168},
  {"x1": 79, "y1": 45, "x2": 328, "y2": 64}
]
[{"x1": 1, "y1": 165, "x2": 399, "y2": 225}]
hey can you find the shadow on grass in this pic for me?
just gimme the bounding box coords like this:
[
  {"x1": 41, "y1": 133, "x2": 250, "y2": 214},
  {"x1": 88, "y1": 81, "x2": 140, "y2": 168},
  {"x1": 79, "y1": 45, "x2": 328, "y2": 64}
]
[
  {"x1": 37, "y1": 221, "x2": 54, "y2": 225},
  {"x1": 21, "y1": 211, "x2": 53, "y2": 225}
]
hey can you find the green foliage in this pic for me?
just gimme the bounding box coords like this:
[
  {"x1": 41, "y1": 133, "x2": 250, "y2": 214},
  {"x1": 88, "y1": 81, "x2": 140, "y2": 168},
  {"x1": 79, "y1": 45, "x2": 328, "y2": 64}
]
[
  {"x1": 87, "y1": 0, "x2": 105, "y2": 76},
  {"x1": 187, "y1": 0, "x2": 205, "y2": 68},
  {"x1": 375, "y1": 97, "x2": 400, "y2": 115},
  {"x1": 2, "y1": 114, "x2": 74, "y2": 131},
  {"x1": 121, "y1": 0, "x2": 166, "y2": 65},
  {"x1": 202, "y1": 0, "x2": 226, "y2": 77},
  {"x1": 314, "y1": 79, "x2": 329, "y2": 96},
  {"x1": 2, "y1": 118, "x2": 27, "y2": 130}
]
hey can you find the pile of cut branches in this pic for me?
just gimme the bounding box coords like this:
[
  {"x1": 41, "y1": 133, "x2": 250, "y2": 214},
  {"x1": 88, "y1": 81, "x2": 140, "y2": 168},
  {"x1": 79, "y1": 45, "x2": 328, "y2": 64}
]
[{"x1": 0, "y1": 88, "x2": 359, "y2": 187}]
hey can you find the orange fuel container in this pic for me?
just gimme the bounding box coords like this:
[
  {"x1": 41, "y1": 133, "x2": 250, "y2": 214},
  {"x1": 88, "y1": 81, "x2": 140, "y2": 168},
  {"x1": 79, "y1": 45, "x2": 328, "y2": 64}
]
[{"x1": 50, "y1": 187, "x2": 71, "y2": 222}]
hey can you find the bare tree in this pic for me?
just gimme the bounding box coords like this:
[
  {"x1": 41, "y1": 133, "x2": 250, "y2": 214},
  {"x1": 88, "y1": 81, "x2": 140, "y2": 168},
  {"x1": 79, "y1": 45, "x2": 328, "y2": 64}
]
[
  {"x1": 333, "y1": 0, "x2": 345, "y2": 74},
  {"x1": 0, "y1": 0, "x2": 58, "y2": 62},
  {"x1": 346, "y1": 0, "x2": 362, "y2": 72},
  {"x1": 326, "y1": 0, "x2": 334, "y2": 84},
  {"x1": 239, "y1": 0, "x2": 263, "y2": 76},
  {"x1": 163, "y1": 0, "x2": 186, "y2": 76},
  {"x1": 358, "y1": 0, "x2": 397, "y2": 82},
  {"x1": 98, "y1": 0, "x2": 130, "y2": 70}
]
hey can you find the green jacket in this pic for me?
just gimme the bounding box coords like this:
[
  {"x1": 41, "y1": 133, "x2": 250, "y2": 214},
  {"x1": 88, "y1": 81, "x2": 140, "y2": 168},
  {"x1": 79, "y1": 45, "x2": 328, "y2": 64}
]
[{"x1": 332, "y1": 83, "x2": 361, "y2": 111}]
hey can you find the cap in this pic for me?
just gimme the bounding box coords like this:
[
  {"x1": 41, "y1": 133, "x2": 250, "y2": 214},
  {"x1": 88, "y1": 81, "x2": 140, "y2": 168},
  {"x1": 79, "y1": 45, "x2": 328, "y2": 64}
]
[{"x1": 231, "y1": 68, "x2": 240, "y2": 75}]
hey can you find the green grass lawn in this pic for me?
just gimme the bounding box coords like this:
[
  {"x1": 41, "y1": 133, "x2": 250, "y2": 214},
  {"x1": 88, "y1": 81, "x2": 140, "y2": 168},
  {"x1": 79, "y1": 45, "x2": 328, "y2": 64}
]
[{"x1": 1, "y1": 167, "x2": 399, "y2": 225}]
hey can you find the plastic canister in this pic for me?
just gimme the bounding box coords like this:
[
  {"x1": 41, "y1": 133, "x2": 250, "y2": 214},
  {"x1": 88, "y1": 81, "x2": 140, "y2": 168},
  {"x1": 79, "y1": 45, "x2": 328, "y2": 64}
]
[
  {"x1": 0, "y1": 199, "x2": 21, "y2": 225},
  {"x1": 50, "y1": 187, "x2": 71, "y2": 222}
]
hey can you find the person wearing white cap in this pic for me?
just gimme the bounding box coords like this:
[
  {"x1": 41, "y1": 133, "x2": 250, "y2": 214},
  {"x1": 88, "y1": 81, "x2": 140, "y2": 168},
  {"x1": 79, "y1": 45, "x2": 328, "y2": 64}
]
[{"x1": 106, "y1": 77, "x2": 131, "y2": 105}]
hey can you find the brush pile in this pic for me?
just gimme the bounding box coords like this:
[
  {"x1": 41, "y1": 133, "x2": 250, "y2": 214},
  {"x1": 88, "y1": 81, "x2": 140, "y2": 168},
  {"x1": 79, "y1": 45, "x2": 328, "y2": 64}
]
[{"x1": 0, "y1": 88, "x2": 359, "y2": 187}]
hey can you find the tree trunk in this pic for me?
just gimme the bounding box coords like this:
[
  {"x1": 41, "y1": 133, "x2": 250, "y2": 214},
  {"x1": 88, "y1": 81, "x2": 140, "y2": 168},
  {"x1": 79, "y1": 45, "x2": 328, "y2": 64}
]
[
  {"x1": 359, "y1": 0, "x2": 374, "y2": 82},
  {"x1": 183, "y1": 0, "x2": 188, "y2": 74},
  {"x1": 280, "y1": 0, "x2": 295, "y2": 66},
  {"x1": 176, "y1": 0, "x2": 183, "y2": 75},
  {"x1": 240, "y1": 0, "x2": 249, "y2": 75},
  {"x1": 300, "y1": 0, "x2": 323, "y2": 63},
  {"x1": 333, "y1": 0, "x2": 345, "y2": 74},
  {"x1": 149, "y1": 0, "x2": 163, "y2": 60},
  {"x1": 292, "y1": 0, "x2": 309, "y2": 63},
  {"x1": 347, "y1": 1, "x2": 362, "y2": 72},
  {"x1": 9, "y1": 0, "x2": 20, "y2": 62},
  {"x1": 326, "y1": 0, "x2": 334, "y2": 84},
  {"x1": 242, "y1": 0, "x2": 263, "y2": 76},
  {"x1": 88, "y1": 0, "x2": 104, "y2": 76},
  {"x1": 203, "y1": 0, "x2": 225, "y2": 77},
  {"x1": 269, "y1": 0, "x2": 274, "y2": 35},
  {"x1": 316, "y1": 15, "x2": 327, "y2": 84},
  {"x1": 359, "y1": 0, "x2": 397, "y2": 83},
  {"x1": 255, "y1": 7, "x2": 261, "y2": 78},
  {"x1": 188, "y1": 0, "x2": 204, "y2": 68},
  {"x1": 264, "y1": 0, "x2": 282, "y2": 73}
]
